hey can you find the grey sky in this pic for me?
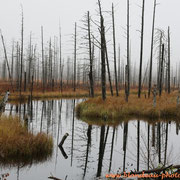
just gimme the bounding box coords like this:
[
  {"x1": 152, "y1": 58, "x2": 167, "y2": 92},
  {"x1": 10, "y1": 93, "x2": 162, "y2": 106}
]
[{"x1": 0, "y1": 0, "x2": 180, "y2": 74}]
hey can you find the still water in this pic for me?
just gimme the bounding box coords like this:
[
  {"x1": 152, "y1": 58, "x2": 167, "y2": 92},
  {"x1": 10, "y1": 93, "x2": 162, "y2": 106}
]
[{"x1": 1, "y1": 99, "x2": 180, "y2": 180}]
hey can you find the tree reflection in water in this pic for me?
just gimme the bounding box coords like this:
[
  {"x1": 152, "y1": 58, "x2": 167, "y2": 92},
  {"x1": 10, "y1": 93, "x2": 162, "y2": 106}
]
[{"x1": 1, "y1": 99, "x2": 180, "y2": 180}]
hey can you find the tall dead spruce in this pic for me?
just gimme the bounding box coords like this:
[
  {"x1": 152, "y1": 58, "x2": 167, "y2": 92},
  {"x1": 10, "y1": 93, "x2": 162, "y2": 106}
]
[
  {"x1": 148, "y1": 0, "x2": 157, "y2": 97},
  {"x1": 138, "y1": 0, "x2": 145, "y2": 98},
  {"x1": 98, "y1": 0, "x2": 106, "y2": 101},
  {"x1": 73, "y1": 23, "x2": 77, "y2": 92},
  {"x1": 20, "y1": 6, "x2": 24, "y2": 95},
  {"x1": 112, "y1": 3, "x2": 119, "y2": 96},
  {"x1": 87, "y1": 11, "x2": 94, "y2": 97},
  {"x1": 168, "y1": 27, "x2": 171, "y2": 94},
  {"x1": 127, "y1": 0, "x2": 130, "y2": 96}
]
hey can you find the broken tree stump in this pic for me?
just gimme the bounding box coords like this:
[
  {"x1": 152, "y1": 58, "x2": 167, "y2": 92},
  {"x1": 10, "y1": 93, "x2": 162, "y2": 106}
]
[
  {"x1": 0, "y1": 90, "x2": 10, "y2": 112},
  {"x1": 59, "y1": 146, "x2": 68, "y2": 159},
  {"x1": 48, "y1": 176, "x2": 62, "y2": 180},
  {"x1": 58, "y1": 133, "x2": 69, "y2": 147}
]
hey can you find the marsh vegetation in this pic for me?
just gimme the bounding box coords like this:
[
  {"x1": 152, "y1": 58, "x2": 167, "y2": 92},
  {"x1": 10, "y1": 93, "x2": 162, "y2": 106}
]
[{"x1": 0, "y1": 0, "x2": 180, "y2": 179}]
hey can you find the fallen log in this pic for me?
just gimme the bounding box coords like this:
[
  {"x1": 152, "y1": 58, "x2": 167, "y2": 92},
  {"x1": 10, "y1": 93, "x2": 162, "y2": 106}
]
[
  {"x1": 58, "y1": 133, "x2": 69, "y2": 147},
  {"x1": 59, "y1": 146, "x2": 68, "y2": 159},
  {"x1": 119, "y1": 164, "x2": 180, "y2": 176},
  {"x1": 48, "y1": 176, "x2": 62, "y2": 180}
]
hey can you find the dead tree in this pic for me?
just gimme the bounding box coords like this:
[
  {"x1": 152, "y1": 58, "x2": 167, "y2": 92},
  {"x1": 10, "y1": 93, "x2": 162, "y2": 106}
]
[
  {"x1": 87, "y1": 11, "x2": 94, "y2": 97},
  {"x1": 157, "y1": 31, "x2": 163, "y2": 90},
  {"x1": 105, "y1": 38, "x2": 113, "y2": 96},
  {"x1": 59, "y1": 25, "x2": 63, "y2": 92},
  {"x1": 0, "y1": 32, "x2": 14, "y2": 92},
  {"x1": 48, "y1": 38, "x2": 53, "y2": 89},
  {"x1": 118, "y1": 45, "x2": 121, "y2": 89},
  {"x1": 138, "y1": 0, "x2": 145, "y2": 98},
  {"x1": 112, "y1": 3, "x2": 119, "y2": 96},
  {"x1": 11, "y1": 41, "x2": 14, "y2": 80},
  {"x1": 168, "y1": 27, "x2": 171, "y2": 94},
  {"x1": 28, "y1": 32, "x2": 32, "y2": 84},
  {"x1": 98, "y1": 0, "x2": 106, "y2": 101},
  {"x1": 101, "y1": 18, "x2": 106, "y2": 101},
  {"x1": 20, "y1": 6, "x2": 24, "y2": 95},
  {"x1": 73, "y1": 23, "x2": 77, "y2": 92},
  {"x1": 127, "y1": 0, "x2": 130, "y2": 96},
  {"x1": 159, "y1": 44, "x2": 165, "y2": 96},
  {"x1": 41, "y1": 26, "x2": 45, "y2": 92},
  {"x1": 125, "y1": 65, "x2": 129, "y2": 102},
  {"x1": 148, "y1": 0, "x2": 157, "y2": 97}
]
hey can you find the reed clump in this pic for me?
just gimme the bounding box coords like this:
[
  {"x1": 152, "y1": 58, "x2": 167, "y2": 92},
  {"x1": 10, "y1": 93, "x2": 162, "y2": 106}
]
[
  {"x1": 76, "y1": 91, "x2": 180, "y2": 122},
  {"x1": 0, "y1": 115, "x2": 53, "y2": 165}
]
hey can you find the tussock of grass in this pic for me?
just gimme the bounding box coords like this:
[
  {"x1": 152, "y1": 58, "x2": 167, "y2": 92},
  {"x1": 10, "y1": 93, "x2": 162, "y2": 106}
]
[
  {"x1": 76, "y1": 92, "x2": 180, "y2": 122},
  {"x1": 0, "y1": 115, "x2": 53, "y2": 165},
  {"x1": 6, "y1": 90, "x2": 92, "y2": 104}
]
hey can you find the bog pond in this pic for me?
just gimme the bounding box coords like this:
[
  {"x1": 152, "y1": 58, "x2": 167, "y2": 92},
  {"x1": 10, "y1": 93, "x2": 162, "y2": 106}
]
[{"x1": 1, "y1": 99, "x2": 180, "y2": 180}]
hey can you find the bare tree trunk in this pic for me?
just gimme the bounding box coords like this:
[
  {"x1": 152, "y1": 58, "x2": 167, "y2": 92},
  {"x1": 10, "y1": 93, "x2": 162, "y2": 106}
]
[
  {"x1": 138, "y1": 0, "x2": 145, "y2": 98},
  {"x1": 118, "y1": 45, "x2": 121, "y2": 89},
  {"x1": 20, "y1": 6, "x2": 24, "y2": 95},
  {"x1": 24, "y1": 71, "x2": 26, "y2": 91},
  {"x1": 41, "y1": 26, "x2": 45, "y2": 93},
  {"x1": 148, "y1": 0, "x2": 156, "y2": 97},
  {"x1": 125, "y1": 65, "x2": 128, "y2": 102},
  {"x1": 127, "y1": 0, "x2": 130, "y2": 96},
  {"x1": 168, "y1": 27, "x2": 171, "y2": 94},
  {"x1": 87, "y1": 11, "x2": 94, "y2": 97},
  {"x1": 0, "y1": 32, "x2": 14, "y2": 92},
  {"x1": 73, "y1": 23, "x2": 77, "y2": 92},
  {"x1": 11, "y1": 41, "x2": 14, "y2": 80},
  {"x1": 59, "y1": 25, "x2": 63, "y2": 92},
  {"x1": 112, "y1": 3, "x2": 119, "y2": 96},
  {"x1": 101, "y1": 17, "x2": 106, "y2": 101},
  {"x1": 49, "y1": 38, "x2": 53, "y2": 90},
  {"x1": 98, "y1": 0, "x2": 106, "y2": 101},
  {"x1": 157, "y1": 32, "x2": 163, "y2": 90},
  {"x1": 28, "y1": 32, "x2": 32, "y2": 84},
  {"x1": 105, "y1": 38, "x2": 113, "y2": 96},
  {"x1": 159, "y1": 44, "x2": 164, "y2": 97}
]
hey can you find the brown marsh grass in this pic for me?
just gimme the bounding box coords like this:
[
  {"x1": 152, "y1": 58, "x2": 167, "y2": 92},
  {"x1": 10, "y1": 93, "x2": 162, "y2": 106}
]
[
  {"x1": 0, "y1": 115, "x2": 53, "y2": 165},
  {"x1": 76, "y1": 91, "x2": 180, "y2": 122}
]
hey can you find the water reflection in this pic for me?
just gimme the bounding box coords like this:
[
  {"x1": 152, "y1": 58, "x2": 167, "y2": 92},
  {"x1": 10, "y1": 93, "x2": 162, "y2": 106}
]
[{"x1": 1, "y1": 99, "x2": 180, "y2": 180}]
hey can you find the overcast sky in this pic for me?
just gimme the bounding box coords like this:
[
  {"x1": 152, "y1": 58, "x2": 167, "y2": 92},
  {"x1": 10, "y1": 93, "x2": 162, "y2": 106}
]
[{"x1": 0, "y1": 0, "x2": 180, "y2": 74}]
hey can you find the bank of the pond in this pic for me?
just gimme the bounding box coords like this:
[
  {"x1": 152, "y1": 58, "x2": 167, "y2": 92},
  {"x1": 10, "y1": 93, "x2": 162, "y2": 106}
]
[
  {"x1": 76, "y1": 93, "x2": 180, "y2": 121},
  {"x1": 6, "y1": 90, "x2": 107, "y2": 104},
  {"x1": 0, "y1": 89, "x2": 147, "y2": 104},
  {"x1": 0, "y1": 115, "x2": 53, "y2": 165},
  {"x1": 7, "y1": 90, "x2": 90, "y2": 103}
]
